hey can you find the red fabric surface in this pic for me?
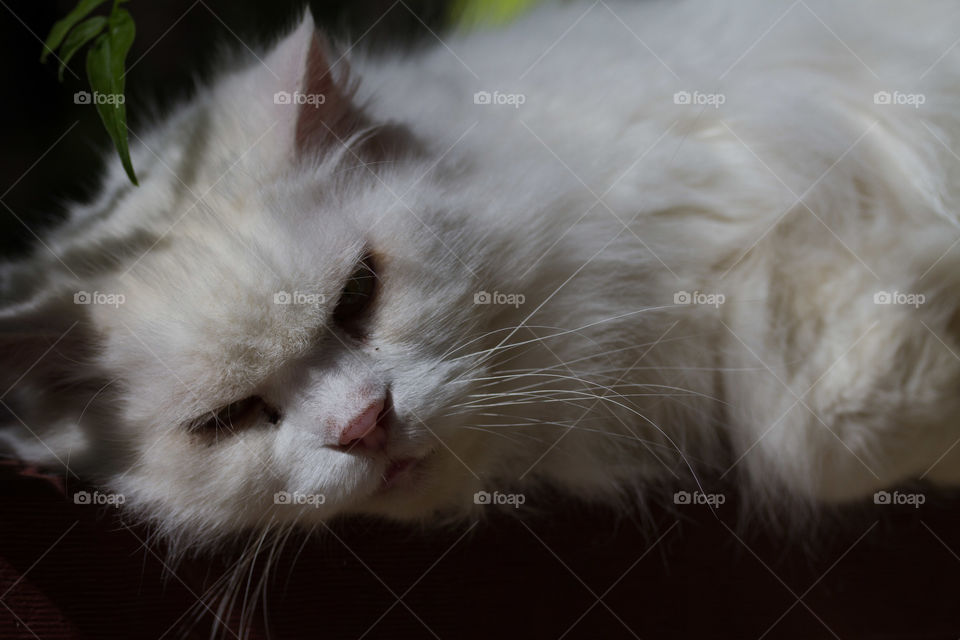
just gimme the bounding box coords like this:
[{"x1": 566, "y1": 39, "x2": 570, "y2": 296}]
[{"x1": 2, "y1": 458, "x2": 960, "y2": 639}]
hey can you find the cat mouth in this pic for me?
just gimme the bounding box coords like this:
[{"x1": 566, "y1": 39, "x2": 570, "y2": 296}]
[{"x1": 378, "y1": 452, "x2": 434, "y2": 491}]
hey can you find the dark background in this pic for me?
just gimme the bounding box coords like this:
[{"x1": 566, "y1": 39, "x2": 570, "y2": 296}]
[{"x1": 2, "y1": 2, "x2": 960, "y2": 639}]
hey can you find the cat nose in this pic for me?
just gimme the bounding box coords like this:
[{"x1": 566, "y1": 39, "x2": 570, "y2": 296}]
[{"x1": 337, "y1": 397, "x2": 390, "y2": 451}]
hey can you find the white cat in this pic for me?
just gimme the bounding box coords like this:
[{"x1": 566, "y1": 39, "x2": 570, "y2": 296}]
[{"x1": 3, "y1": 0, "x2": 960, "y2": 550}]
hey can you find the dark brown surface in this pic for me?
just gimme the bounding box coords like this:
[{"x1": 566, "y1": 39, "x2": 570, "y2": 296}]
[{"x1": 1, "y1": 459, "x2": 959, "y2": 639}]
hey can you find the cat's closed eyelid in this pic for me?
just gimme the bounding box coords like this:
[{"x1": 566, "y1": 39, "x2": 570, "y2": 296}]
[{"x1": 185, "y1": 395, "x2": 280, "y2": 438}]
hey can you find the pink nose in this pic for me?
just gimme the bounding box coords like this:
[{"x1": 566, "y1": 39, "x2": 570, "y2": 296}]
[{"x1": 338, "y1": 398, "x2": 388, "y2": 450}]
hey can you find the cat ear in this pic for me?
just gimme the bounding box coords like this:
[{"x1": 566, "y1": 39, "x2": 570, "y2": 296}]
[
  {"x1": 264, "y1": 12, "x2": 367, "y2": 157},
  {"x1": 261, "y1": 12, "x2": 418, "y2": 161}
]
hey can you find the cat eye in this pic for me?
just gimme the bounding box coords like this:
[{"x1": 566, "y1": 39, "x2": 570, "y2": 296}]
[
  {"x1": 332, "y1": 253, "x2": 377, "y2": 337},
  {"x1": 188, "y1": 395, "x2": 280, "y2": 436}
]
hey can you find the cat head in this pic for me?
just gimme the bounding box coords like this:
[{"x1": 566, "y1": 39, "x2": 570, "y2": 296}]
[{"x1": 0, "y1": 12, "x2": 543, "y2": 547}]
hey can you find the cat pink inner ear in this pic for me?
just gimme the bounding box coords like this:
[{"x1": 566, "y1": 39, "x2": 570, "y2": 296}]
[
  {"x1": 294, "y1": 30, "x2": 362, "y2": 155},
  {"x1": 266, "y1": 12, "x2": 365, "y2": 158},
  {"x1": 263, "y1": 13, "x2": 416, "y2": 162}
]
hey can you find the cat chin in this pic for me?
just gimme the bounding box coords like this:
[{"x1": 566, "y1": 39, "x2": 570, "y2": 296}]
[
  {"x1": 346, "y1": 451, "x2": 479, "y2": 521},
  {"x1": 124, "y1": 451, "x2": 477, "y2": 546}
]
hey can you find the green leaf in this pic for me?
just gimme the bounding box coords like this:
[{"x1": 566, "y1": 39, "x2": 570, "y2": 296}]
[
  {"x1": 450, "y1": 0, "x2": 541, "y2": 28},
  {"x1": 41, "y1": 0, "x2": 110, "y2": 63},
  {"x1": 85, "y1": 7, "x2": 137, "y2": 185},
  {"x1": 57, "y1": 16, "x2": 107, "y2": 81}
]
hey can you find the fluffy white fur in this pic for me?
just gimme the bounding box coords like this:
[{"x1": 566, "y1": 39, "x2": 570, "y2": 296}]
[{"x1": 4, "y1": 0, "x2": 960, "y2": 548}]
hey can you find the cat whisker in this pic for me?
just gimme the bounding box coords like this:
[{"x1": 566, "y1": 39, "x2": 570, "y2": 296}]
[
  {"x1": 447, "y1": 339, "x2": 681, "y2": 385},
  {"x1": 465, "y1": 301, "x2": 677, "y2": 368},
  {"x1": 465, "y1": 421, "x2": 688, "y2": 452},
  {"x1": 442, "y1": 323, "x2": 604, "y2": 361},
  {"x1": 458, "y1": 425, "x2": 543, "y2": 445},
  {"x1": 451, "y1": 371, "x2": 728, "y2": 406}
]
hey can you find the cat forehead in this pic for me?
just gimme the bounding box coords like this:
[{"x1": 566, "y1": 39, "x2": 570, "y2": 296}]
[
  {"x1": 105, "y1": 280, "x2": 318, "y2": 410},
  {"x1": 95, "y1": 210, "x2": 360, "y2": 400},
  {"x1": 88, "y1": 149, "x2": 463, "y2": 408}
]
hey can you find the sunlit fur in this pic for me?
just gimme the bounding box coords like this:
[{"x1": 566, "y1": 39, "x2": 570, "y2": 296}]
[{"x1": 4, "y1": 0, "x2": 960, "y2": 564}]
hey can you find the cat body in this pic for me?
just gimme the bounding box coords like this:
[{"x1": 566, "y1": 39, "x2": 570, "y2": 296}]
[{"x1": 4, "y1": 0, "x2": 960, "y2": 546}]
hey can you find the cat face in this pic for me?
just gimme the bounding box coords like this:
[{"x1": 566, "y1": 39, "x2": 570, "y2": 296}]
[
  {"x1": 94, "y1": 174, "x2": 492, "y2": 539},
  {"x1": 0, "y1": 14, "x2": 531, "y2": 544}
]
